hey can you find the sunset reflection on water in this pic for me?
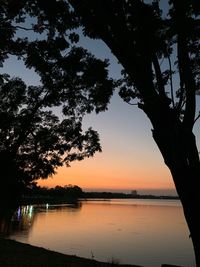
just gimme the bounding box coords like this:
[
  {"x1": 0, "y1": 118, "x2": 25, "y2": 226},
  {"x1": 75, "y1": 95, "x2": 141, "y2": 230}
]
[{"x1": 0, "y1": 199, "x2": 195, "y2": 267}]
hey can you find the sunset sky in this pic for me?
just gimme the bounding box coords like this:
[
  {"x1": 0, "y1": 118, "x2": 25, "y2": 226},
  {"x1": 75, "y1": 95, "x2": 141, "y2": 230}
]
[
  {"x1": 2, "y1": 34, "x2": 200, "y2": 196},
  {"x1": 38, "y1": 96, "x2": 176, "y2": 195}
]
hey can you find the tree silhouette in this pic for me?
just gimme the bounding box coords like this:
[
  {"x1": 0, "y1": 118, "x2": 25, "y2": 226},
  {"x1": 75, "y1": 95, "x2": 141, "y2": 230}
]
[
  {"x1": 0, "y1": 1, "x2": 115, "y2": 204},
  {"x1": 69, "y1": 0, "x2": 200, "y2": 265},
  {"x1": 24, "y1": 184, "x2": 83, "y2": 202}
]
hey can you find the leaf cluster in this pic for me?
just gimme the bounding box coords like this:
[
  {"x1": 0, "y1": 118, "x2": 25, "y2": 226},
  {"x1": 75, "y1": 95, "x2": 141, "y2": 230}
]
[
  {"x1": 71, "y1": 0, "x2": 199, "y2": 127},
  {"x1": 0, "y1": 0, "x2": 116, "y2": 188}
]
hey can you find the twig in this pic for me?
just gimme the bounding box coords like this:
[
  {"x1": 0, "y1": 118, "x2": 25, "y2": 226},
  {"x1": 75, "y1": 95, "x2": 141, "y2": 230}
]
[
  {"x1": 167, "y1": 54, "x2": 175, "y2": 108},
  {"x1": 194, "y1": 112, "x2": 200, "y2": 124}
]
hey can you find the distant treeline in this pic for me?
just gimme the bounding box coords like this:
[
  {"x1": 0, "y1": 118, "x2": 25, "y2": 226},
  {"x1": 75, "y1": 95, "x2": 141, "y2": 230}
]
[
  {"x1": 22, "y1": 185, "x2": 179, "y2": 204},
  {"x1": 22, "y1": 185, "x2": 83, "y2": 204},
  {"x1": 82, "y1": 191, "x2": 179, "y2": 200}
]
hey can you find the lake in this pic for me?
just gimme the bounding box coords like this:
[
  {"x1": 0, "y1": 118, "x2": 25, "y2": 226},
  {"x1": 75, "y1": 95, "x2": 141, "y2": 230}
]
[{"x1": 0, "y1": 199, "x2": 196, "y2": 267}]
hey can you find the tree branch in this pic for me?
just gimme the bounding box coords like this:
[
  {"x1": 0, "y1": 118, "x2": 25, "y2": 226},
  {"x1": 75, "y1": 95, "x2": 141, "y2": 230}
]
[
  {"x1": 14, "y1": 26, "x2": 35, "y2": 31},
  {"x1": 173, "y1": 1, "x2": 197, "y2": 130},
  {"x1": 176, "y1": 76, "x2": 185, "y2": 113},
  {"x1": 152, "y1": 55, "x2": 166, "y2": 99},
  {"x1": 178, "y1": 35, "x2": 196, "y2": 130},
  {"x1": 194, "y1": 112, "x2": 200, "y2": 124},
  {"x1": 126, "y1": 101, "x2": 138, "y2": 106},
  {"x1": 167, "y1": 54, "x2": 175, "y2": 108}
]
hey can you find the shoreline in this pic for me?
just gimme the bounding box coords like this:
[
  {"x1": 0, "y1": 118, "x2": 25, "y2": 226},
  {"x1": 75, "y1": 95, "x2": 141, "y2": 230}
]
[
  {"x1": 0, "y1": 238, "x2": 184, "y2": 267},
  {"x1": 0, "y1": 238, "x2": 141, "y2": 267}
]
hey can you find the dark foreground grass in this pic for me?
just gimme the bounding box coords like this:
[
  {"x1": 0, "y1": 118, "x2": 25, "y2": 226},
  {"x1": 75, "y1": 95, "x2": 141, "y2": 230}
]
[{"x1": 0, "y1": 238, "x2": 142, "y2": 267}]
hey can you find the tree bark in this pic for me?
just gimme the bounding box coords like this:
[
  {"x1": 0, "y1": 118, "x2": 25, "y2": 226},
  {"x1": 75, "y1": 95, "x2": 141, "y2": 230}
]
[{"x1": 151, "y1": 113, "x2": 200, "y2": 267}]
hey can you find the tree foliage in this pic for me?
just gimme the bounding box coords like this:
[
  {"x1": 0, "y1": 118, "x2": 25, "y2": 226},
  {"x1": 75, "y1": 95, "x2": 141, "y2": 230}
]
[
  {"x1": 0, "y1": 0, "x2": 116, "y2": 192},
  {"x1": 25, "y1": 184, "x2": 83, "y2": 202},
  {"x1": 70, "y1": 0, "x2": 200, "y2": 123}
]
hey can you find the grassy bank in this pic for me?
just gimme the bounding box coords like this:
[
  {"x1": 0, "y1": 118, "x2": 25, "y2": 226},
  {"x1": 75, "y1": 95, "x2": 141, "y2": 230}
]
[{"x1": 0, "y1": 238, "x2": 141, "y2": 267}]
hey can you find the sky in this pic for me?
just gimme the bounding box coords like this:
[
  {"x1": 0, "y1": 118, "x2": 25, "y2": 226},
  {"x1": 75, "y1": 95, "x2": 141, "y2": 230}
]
[{"x1": 2, "y1": 17, "x2": 200, "y2": 196}]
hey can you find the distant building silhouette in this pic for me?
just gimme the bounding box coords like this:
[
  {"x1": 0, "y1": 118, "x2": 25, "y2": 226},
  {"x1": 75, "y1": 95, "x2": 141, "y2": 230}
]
[{"x1": 131, "y1": 190, "x2": 138, "y2": 196}]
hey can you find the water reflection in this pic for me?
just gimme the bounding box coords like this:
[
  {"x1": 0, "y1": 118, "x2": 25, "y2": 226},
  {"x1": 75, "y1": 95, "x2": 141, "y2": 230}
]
[
  {"x1": 0, "y1": 200, "x2": 195, "y2": 267},
  {"x1": 0, "y1": 206, "x2": 33, "y2": 237},
  {"x1": 0, "y1": 202, "x2": 82, "y2": 238}
]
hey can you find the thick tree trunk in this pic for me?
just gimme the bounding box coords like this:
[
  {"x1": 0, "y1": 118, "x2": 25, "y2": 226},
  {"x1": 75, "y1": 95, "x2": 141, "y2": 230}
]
[
  {"x1": 151, "y1": 119, "x2": 200, "y2": 267},
  {"x1": 0, "y1": 151, "x2": 22, "y2": 208},
  {"x1": 169, "y1": 165, "x2": 200, "y2": 267}
]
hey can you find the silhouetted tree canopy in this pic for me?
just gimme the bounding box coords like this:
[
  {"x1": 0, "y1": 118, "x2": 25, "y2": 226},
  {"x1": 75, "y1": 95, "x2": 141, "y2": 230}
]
[
  {"x1": 70, "y1": 0, "x2": 199, "y2": 114},
  {"x1": 24, "y1": 184, "x2": 83, "y2": 202},
  {"x1": 0, "y1": 0, "x2": 116, "y2": 195}
]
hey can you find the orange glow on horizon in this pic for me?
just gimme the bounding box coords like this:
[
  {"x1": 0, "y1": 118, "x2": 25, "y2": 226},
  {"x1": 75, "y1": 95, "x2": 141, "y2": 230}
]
[{"x1": 37, "y1": 154, "x2": 175, "y2": 192}]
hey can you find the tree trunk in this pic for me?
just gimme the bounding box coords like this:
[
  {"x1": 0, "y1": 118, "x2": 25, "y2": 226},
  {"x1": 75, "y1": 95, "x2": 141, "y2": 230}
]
[
  {"x1": 169, "y1": 165, "x2": 200, "y2": 267},
  {"x1": 0, "y1": 151, "x2": 22, "y2": 208},
  {"x1": 151, "y1": 116, "x2": 200, "y2": 267}
]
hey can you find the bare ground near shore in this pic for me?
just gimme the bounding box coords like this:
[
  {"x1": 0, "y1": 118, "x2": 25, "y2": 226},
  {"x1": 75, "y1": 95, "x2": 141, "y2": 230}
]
[{"x1": 0, "y1": 238, "x2": 142, "y2": 267}]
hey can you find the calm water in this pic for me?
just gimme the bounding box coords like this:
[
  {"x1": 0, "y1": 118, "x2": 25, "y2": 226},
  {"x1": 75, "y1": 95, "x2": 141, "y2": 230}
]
[{"x1": 0, "y1": 199, "x2": 196, "y2": 267}]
